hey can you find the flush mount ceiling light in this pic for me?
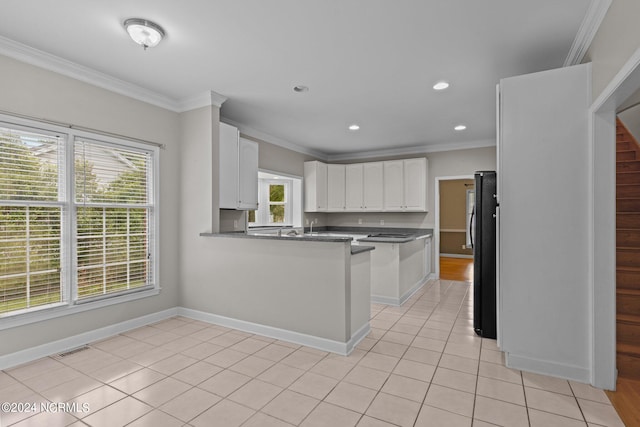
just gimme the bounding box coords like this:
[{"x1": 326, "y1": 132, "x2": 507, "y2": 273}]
[
  {"x1": 454, "y1": 125, "x2": 467, "y2": 131},
  {"x1": 293, "y1": 85, "x2": 309, "y2": 93},
  {"x1": 433, "y1": 81, "x2": 450, "y2": 90},
  {"x1": 124, "y1": 18, "x2": 165, "y2": 50},
  {"x1": 348, "y1": 124, "x2": 360, "y2": 131}
]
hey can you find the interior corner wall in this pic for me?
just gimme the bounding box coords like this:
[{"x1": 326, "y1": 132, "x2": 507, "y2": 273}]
[
  {"x1": 583, "y1": 0, "x2": 640, "y2": 101},
  {"x1": 178, "y1": 105, "x2": 219, "y2": 305},
  {"x1": 0, "y1": 54, "x2": 181, "y2": 355}
]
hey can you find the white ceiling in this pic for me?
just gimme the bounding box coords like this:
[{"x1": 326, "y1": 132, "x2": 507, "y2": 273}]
[{"x1": 0, "y1": 1, "x2": 594, "y2": 158}]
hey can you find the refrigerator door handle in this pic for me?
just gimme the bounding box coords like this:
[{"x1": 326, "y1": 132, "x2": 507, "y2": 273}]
[{"x1": 469, "y1": 206, "x2": 475, "y2": 249}]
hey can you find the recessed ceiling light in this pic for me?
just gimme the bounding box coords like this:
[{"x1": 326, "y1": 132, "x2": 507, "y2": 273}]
[
  {"x1": 293, "y1": 85, "x2": 309, "y2": 93},
  {"x1": 348, "y1": 124, "x2": 360, "y2": 131},
  {"x1": 433, "y1": 81, "x2": 450, "y2": 91},
  {"x1": 454, "y1": 125, "x2": 467, "y2": 131}
]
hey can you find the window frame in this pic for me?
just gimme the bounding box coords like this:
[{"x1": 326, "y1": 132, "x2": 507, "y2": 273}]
[
  {"x1": 0, "y1": 114, "x2": 160, "y2": 331},
  {"x1": 249, "y1": 178, "x2": 293, "y2": 227}
]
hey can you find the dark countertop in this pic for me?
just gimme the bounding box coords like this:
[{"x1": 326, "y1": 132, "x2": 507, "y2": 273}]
[
  {"x1": 200, "y1": 227, "x2": 432, "y2": 249},
  {"x1": 199, "y1": 231, "x2": 376, "y2": 255},
  {"x1": 350, "y1": 245, "x2": 376, "y2": 255}
]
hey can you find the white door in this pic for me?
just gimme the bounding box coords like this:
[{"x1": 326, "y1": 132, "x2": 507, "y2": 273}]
[
  {"x1": 383, "y1": 160, "x2": 404, "y2": 210},
  {"x1": 219, "y1": 123, "x2": 239, "y2": 209},
  {"x1": 327, "y1": 164, "x2": 346, "y2": 211},
  {"x1": 403, "y1": 158, "x2": 427, "y2": 211},
  {"x1": 238, "y1": 138, "x2": 259, "y2": 210},
  {"x1": 345, "y1": 164, "x2": 364, "y2": 210},
  {"x1": 363, "y1": 162, "x2": 384, "y2": 211}
]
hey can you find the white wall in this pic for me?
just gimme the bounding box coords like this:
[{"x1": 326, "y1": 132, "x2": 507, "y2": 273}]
[
  {"x1": 584, "y1": 0, "x2": 640, "y2": 389},
  {"x1": 0, "y1": 54, "x2": 181, "y2": 355},
  {"x1": 584, "y1": 0, "x2": 640, "y2": 101}
]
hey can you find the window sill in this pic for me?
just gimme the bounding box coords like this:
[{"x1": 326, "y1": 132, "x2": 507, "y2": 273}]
[{"x1": 0, "y1": 287, "x2": 160, "y2": 331}]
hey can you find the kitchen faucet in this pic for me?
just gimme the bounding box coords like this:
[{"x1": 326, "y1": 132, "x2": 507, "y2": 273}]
[{"x1": 310, "y1": 222, "x2": 313, "y2": 234}]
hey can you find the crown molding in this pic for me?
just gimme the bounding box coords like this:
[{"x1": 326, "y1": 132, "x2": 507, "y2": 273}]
[
  {"x1": 221, "y1": 117, "x2": 329, "y2": 161},
  {"x1": 177, "y1": 90, "x2": 228, "y2": 111},
  {"x1": 0, "y1": 36, "x2": 185, "y2": 112},
  {"x1": 326, "y1": 138, "x2": 496, "y2": 162},
  {"x1": 564, "y1": 0, "x2": 612, "y2": 66}
]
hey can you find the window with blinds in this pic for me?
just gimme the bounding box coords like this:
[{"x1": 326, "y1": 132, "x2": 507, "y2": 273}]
[
  {"x1": 75, "y1": 140, "x2": 153, "y2": 301},
  {"x1": 0, "y1": 118, "x2": 158, "y2": 319},
  {"x1": 0, "y1": 126, "x2": 64, "y2": 315}
]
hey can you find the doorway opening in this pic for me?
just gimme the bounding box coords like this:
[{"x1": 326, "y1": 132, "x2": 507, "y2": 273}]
[{"x1": 434, "y1": 175, "x2": 474, "y2": 281}]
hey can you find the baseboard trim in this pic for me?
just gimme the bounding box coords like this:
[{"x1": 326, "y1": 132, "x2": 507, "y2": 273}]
[
  {"x1": 505, "y1": 352, "x2": 591, "y2": 383},
  {"x1": 0, "y1": 307, "x2": 178, "y2": 370},
  {"x1": 371, "y1": 276, "x2": 430, "y2": 306},
  {"x1": 347, "y1": 323, "x2": 371, "y2": 354},
  {"x1": 440, "y1": 253, "x2": 474, "y2": 259},
  {"x1": 178, "y1": 307, "x2": 366, "y2": 356}
]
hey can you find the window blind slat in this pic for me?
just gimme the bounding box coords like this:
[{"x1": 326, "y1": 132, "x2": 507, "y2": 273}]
[
  {"x1": 74, "y1": 139, "x2": 152, "y2": 301},
  {"x1": 0, "y1": 126, "x2": 62, "y2": 317}
]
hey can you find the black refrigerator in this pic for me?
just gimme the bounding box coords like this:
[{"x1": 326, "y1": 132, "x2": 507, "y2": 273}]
[{"x1": 471, "y1": 171, "x2": 497, "y2": 339}]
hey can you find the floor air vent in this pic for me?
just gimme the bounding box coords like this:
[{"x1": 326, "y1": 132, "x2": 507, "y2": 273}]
[{"x1": 57, "y1": 345, "x2": 89, "y2": 358}]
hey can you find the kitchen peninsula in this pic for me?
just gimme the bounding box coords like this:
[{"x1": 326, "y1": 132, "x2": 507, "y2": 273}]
[{"x1": 192, "y1": 227, "x2": 431, "y2": 355}]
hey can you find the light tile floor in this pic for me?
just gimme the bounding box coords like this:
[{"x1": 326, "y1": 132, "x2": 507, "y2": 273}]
[{"x1": 0, "y1": 280, "x2": 626, "y2": 426}]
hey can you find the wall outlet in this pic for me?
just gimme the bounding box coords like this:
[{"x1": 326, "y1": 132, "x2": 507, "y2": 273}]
[
  {"x1": 314, "y1": 218, "x2": 318, "y2": 224},
  {"x1": 305, "y1": 218, "x2": 309, "y2": 225},
  {"x1": 234, "y1": 220, "x2": 238, "y2": 229},
  {"x1": 380, "y1": 219, "x2": 385, "y2": 225},
  {"x1": 462, "y1": 244, "x2": 466, "y2": 249},
  {"x1": 358, "y1": 218, "x2": 362, "y2": 225}
]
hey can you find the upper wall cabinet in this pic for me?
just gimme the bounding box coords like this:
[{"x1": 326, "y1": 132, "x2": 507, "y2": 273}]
[
  {"x1": 219, "y1": 123, "x2": 259, "y2": 210},
  {"x1": 345, "y1": 164, "x2": 364, "y2": 210},
  {"x1": 304, "y1": 161, "x2": 328, "y2": 212},
  {"x1": 383, "y1": 158, "x2": 427, "y2": 211},
  {"x1": 304, "y1": 157, "x2": 427, "y2": 213},
  {"x1": 363, "y1": 162, "x2": 384, "y2": 211},
  {"x1": 328, "y1": 164, "x2": 346, "y2": 211}
]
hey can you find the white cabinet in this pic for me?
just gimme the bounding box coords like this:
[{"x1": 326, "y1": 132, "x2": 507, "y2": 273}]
[
  {"x1": 346, "y1": 162, "x2": 384, "y2": 211},
  {"x1": 345, "y1": 164, "x2": 364, "y2": 210},
  {"x1": 327, "y1": 164, "x2": 346, "y2": 211},
  {"x1": 363, "y1": 162, "x2": 384, "y2": 211},
  {"x1": 219, "y1": 123, "x2": 258, "y2": 210},
  {"x1": 304, "y1": 161, "x2": 328, "y2": 212},
  {"x1": 383, "y1": 160, "x2": 404, "y2": 210},
  {"x1": 305, "y1": 158, "x2": 426, "y2": 212},
  {"x1": 498, "y1": 64, "x2": 590, "y2": 377},
  {"x1": 383, "y1": 158, "x2": 427, "y2": 211},
  {"x1": 238, "y1": 138, "x2": 259, "y2": 209},
  {"x1": 424, "y1": 236, "x2": 432, "y2": 278},
  {"x1": 403, "y1": 158, "x2": 427, "y2": 211}
]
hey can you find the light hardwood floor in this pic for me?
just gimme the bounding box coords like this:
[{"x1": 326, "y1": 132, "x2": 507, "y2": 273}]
[
  {"x1": 606, "y1": 377, "x2": 640, "y2": 427},
  {"x1": 439, "y1": 256, "x2": 474, "y2": 282}
]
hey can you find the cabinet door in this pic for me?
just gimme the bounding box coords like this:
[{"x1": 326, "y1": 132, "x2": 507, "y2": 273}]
[
  {"x1": 316, "y1": 162, "x2": 328, "y2": 211},
  {"x1": 363, "y1": 162, "x2": 383, "y2": 211},
  {"x1": 383, "y1": 160, "x2": 404, "y2": 211},
  {"x1": 219, "y1": 123, "x2": 239, "y2": 209},
  {"x1": 304, "y1": 161, "x2": 328, "y2": 212},
  {"x1": 403, "y1": 158, "x2": 427, "y2": 211},
  {"x1": 327, "y1": 164, "x2": 346, "y2": 211},
  {"x1": 424, "y1": 237, "x2": 432, "y2": 278},
  {"x1": 345, "y1": 164, "x2": 363, "y2": 210},
  {"x1": 238, "y1": 138, "x2": 259, "y2": 210}
]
